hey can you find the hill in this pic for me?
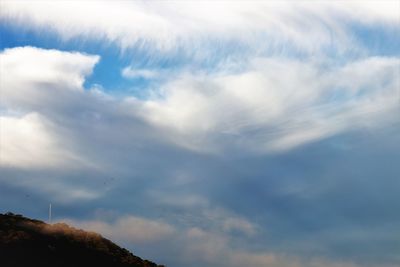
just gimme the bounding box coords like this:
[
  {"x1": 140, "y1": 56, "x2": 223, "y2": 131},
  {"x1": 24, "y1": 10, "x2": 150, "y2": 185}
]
[{"x1": 0, "y1": 212, "x2": 165, "y2": 267}]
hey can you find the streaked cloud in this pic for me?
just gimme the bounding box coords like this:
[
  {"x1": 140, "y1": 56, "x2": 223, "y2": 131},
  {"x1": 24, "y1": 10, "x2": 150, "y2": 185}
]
[
  {"x1": 139, "y1": 56, "x2": 399, "y2": 152},
  {"x1": 121, "y1": 67, "x2": 158, "y2": 80},
  {"x1": 1, "y1": 1, "x2": 398, "y2": 55}
]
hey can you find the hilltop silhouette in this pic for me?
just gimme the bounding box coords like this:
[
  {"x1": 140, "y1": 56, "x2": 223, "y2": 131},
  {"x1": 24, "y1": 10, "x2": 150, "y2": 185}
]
[{"x1": 0, "y1": 212, "x2": 165, "y2": 267}]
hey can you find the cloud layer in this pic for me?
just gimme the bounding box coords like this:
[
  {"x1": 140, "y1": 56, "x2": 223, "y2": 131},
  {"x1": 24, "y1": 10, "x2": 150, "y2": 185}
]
[
  {"x1": 2, "y1": 0, "x2": 399, "y2": 54},
  {"x1": 0, "y1": 1, "x2": 399, "y2": 267}
]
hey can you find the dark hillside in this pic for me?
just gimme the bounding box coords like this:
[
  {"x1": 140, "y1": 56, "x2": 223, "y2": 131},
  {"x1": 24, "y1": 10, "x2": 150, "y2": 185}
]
[{"x1": 0, "y1": 212, "x2": 164, "y2": 267}]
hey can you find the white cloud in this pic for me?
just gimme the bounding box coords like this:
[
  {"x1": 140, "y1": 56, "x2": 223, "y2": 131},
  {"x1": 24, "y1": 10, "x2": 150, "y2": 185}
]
[
  {"x1": 121, "y1": 67, "x2": 158, "y2": 79},
  {"x1": 1, "y1": 45, "x2": 398, "y2": 173},
  {"x1": 139, "y1": 56, "x2": 399, "y2": 153},
  {"x1": 1, "y1": 46, "x2": 398, "y2": 169},
  {"x1": 0, "y1": 113, "x2": 57, "y2": 168},
  {"x1": 0, "y1": 46, "x2": 99, "y2": 110},
  {"x1": 1, "y1": 1, "x2": 398, "y2": 53},
  {"x1": 0, "y1": 113, "x2": 83, "y2": 168},
  {"x1": 0, "y1": 47, "x2": 101, "y2": 169},
  {"x1": 1, "y1": 46, "x2": 98, "y2": 90}
]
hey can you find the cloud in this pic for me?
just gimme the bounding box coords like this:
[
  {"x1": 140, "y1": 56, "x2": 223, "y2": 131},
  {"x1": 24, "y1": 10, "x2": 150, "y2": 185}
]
[
  {"x1": 63, "y1": 212, "x2": 374, "y2": 267},
  {"x1": 121, "y1": 67, "x2": 158, "y2": 80},
  {"x1": 1, "y1": 1, "x2": 398, "y2": 55},
  {"x1": 0, "y1": 113, "x2": 85, "y2": 168},
  {"x1": 64, "y1": 215, "x2": 175, "y2": 244},
  {"x1": 1, "y1": 45, "x2": 399, "y2": 205},
  {"x1": 0, "y1": 47, "x2": 106, "y2": 202},
  {"x1": 0, "y1": 46, "x2": 99, "y2": 110},
  {"x1": 0, "y1": 46, "x2": 100, "y2": 168},
  {"x1": 1, "y1": 46, "x2": 98, "y2": 91},
  {"x1": 0, "y1": 3, "x2": 399, "y2": 264},
  {"x1": 4, "y1": 47, "x2": 397, "y2": 158},
  {"x1": 180, "y1": 227, "x2": 371, "y2": 267},
  {"x1": 139, "y1": 56, "x2": 399, "y2": 153},
  {"x1": 222, "y1": 217, "x2": 257, "y2": 237},
  {"x1": 175, "y1": 222, "x2": 398, "y2": 267}
]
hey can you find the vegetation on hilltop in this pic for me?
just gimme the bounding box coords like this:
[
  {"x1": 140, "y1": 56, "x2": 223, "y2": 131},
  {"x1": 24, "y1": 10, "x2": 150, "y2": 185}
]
[{"x1": 0, "y1": 212, "x2": 165, "y2": 267}]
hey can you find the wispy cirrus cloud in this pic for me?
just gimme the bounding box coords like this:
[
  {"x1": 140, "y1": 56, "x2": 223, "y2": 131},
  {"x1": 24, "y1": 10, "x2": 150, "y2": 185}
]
[
  {"x1": 138, "y1": 56, "x2": 399, "y2": 153},
  {"x1": 1, "y1": 1, "x2": 398, "y2": 55},
  {"x1": 121, "y1": 67, "x2": 159, "y2": 80}
]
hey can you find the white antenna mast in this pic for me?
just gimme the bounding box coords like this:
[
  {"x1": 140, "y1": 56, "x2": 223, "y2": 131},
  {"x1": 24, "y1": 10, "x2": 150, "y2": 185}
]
[{"x1": 49, "y1": 203, "x2": 52, "y2": 224}]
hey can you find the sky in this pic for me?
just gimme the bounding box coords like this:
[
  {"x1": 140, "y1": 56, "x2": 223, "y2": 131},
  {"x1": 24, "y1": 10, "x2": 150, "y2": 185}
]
[{"x1": 0, "y1": 1, "x2": 399, "y2": 267}]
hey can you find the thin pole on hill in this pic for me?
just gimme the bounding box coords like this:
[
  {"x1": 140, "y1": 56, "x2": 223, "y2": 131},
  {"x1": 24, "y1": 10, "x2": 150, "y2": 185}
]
[{"x1": 49, "y1": 203, "x2": 52, "y2": 224}]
